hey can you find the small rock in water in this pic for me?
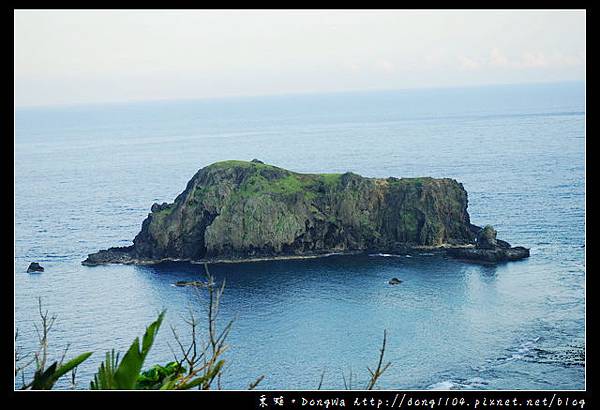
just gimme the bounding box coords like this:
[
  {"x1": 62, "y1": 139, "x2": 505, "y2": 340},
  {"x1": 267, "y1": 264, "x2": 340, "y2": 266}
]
[
  {"x1": 27, "y1": 262, "x2": 44, "y2": 273},
  {"x1": 175, "y1": 280, "x2": 206, "y2": 288},
  {"x1": 389, "y1": 277, "x2": 402, "y2": 285}
]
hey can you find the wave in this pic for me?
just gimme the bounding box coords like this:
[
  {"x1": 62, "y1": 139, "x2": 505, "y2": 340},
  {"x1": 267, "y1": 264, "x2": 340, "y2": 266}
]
[
  {"x1": 428, "y1": 377, "x2": 490, "y2": 390},
  {"x1": 486, "y1": 335, "x2": 584, "y2": 368},
  {"x1": 368, "y1": 253, "x2": 414, "y2": 258}
]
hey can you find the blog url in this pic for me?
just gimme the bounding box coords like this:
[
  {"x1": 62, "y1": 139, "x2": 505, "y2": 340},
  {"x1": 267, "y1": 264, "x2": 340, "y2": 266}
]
[
  {"x1": 353, "y1": 393, "x2": 586, "y2": 408},
  {"x1": 258, "y1": 393, "x2": 586, "y2": 409}
]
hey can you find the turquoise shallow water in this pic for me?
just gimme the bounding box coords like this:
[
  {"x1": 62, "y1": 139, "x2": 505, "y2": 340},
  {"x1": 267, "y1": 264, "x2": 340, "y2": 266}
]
[{"x1": 14, "y1": 82, "x2": 585, "y2": 389}]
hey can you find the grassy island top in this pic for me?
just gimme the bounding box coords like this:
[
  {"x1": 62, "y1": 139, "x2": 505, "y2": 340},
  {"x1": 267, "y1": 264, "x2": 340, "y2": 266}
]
[
  {"x1": 204, "y1": 159, "x2": 437, "y2": 188},
  {"x1": 169, "y1": 161, "x2": 459, "y2": 214},
  {"x1": 199, "y1": 160, "x2": 343, "y2": 199},
  {"x1": 199, "y1": 159, "x2": 440, "y2": 200}
]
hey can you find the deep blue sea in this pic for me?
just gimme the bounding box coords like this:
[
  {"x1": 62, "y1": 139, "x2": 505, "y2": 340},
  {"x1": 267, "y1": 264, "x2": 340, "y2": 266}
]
[{"x1": 14, "y1": 82, "x2": 585, "y2": 390}]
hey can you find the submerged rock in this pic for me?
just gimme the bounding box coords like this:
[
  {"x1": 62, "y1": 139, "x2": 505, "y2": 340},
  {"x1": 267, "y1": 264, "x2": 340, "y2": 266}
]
[
  {"x1": 82, "y1": 160, "x2": 526, "y2": 266},
  {"x1": 27, "y1": 262, "x2": 44, "y2": 273},
  {"x1": 389, "y1": 278, "x2": 402, "y2": 285}
]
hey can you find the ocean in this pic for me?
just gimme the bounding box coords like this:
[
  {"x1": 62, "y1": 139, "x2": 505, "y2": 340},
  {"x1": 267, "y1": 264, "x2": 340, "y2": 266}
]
[{"x1": 14, "y1": 81, "x2": 585, "y2": 390}]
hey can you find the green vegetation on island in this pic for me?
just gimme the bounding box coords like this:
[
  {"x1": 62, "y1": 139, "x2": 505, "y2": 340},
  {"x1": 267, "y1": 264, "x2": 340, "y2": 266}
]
[{"x1": 84, "y1": 160, "x2": 477, "y2": 265}]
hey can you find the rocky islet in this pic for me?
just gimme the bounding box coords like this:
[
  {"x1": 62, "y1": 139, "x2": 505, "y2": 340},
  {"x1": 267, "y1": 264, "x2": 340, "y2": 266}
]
[{"x1": 83, "y1": 160, "x2": 529, "y2": 266}]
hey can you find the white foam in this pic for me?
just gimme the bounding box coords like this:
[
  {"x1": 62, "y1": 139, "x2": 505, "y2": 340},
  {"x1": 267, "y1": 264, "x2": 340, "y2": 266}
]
[
  {"x1": 428, "y1": 380, "x2": 458, "y2": 390},
  {"x1": 466, "y1": 377, "x2": 489, "y2": 386}
]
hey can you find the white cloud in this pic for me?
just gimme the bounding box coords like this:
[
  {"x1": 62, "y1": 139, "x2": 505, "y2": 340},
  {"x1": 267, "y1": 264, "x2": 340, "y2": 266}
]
[
  {"x1": 520, "y1": 51, "x2": 548, "y2": 68},
  {"x1": 458, "y1": 48, "x2": 584, "y2": 71},
  {"x1": 459, "y1": 56, "x2": 482, "y2": 70},
  {"x1": 374, "y1": 59, "x2": 395, "y2": 73},
  {"x1": 490, "y1": 48, "x2": 510, "y2": 67}
]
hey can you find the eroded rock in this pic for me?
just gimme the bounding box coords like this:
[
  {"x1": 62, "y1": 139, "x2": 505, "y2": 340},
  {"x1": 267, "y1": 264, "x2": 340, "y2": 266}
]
[
  {"x1": 447, "y1": 225, "x2": 529, "y2": 263},
  {"x1": 476, "y1": 225, "x2": 498, "y2": 249}
]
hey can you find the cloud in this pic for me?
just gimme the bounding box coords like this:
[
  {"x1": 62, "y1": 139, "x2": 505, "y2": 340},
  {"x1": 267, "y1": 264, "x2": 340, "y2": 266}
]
[
  {"x1": 459, "y1": 56, "x2": 482, "y2": 70},
  {"x1": 458, "y1": 48, "x2": 584, "y2": 71},
  {"x1": 520, "y1": 51, "x2": 548, "y2": 68},
  {"x1": 374, "y1": 59, "x2": 395, "y2": 73},
  {"x1": 490, "y1": 48, "x2": 510, "y2": 67}
]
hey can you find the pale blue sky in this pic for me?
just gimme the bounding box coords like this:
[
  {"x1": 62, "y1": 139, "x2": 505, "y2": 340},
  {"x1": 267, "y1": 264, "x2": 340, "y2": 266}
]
[{"x1": 14, "y1": 9, "x2": 586, "y2": 107}]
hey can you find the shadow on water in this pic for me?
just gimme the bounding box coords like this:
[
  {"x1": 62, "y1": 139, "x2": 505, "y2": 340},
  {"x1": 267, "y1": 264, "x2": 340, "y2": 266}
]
[
  {"x1": 132, "y1": 253, "x2": 488, "y2": 297},
  {"x1": 479, "y1": 263, "x2": 499, "y2": 281}
]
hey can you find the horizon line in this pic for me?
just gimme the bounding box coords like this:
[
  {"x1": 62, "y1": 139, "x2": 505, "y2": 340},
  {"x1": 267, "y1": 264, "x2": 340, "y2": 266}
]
[{"x1": 14, "y1": 79, "x2": 585, "y2": 111}]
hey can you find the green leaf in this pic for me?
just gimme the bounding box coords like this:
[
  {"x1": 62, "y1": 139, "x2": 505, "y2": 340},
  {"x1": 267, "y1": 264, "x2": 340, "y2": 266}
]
[
  {"x1": 110, "y1": 310, "x2": 165, "y2": 389},
  {"x1": 30, "y1": 362, "x2": 58, "y2": 390},
  {"x1": 90, "y1": 350, "x2": 119, "y2": 389},
  {"x1": 157, "y1": 373, "x2": 180, "y2": 390},
  {"x1": 28, "y1": 351, "x2": 92, "y2": 390},
  {"x1": 91, "y1": 311, "x2": 165, "y2": 389},
  {"x1": 112, "y1": 338, "x2": 142, "y2": 389},
  {"x1": 141, "y1": 311, "x2": 165, "y2": 356},
  {"x1": 136, "y1": 361, "x2": 185, "y2": 389},
  {"x1": 52, "y1": 352, "x2": 93, "y2": 384}
]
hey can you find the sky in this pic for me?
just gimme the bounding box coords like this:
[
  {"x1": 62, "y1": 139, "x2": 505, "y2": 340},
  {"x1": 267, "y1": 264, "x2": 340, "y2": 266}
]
[{"x1": 14, "y1": 9, "x2": 586, "y2": 107}]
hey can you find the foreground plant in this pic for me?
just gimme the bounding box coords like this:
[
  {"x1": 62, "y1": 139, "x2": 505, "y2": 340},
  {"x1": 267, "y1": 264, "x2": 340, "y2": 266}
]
[
  {"x1": 90, "y1": 311, "x2": 165, "y2": 389},
  {"x1": 340, "y1": 330, "x2": 391, "y2": 390},
  {"x1": 15, "y1": 265, "x2": 255, "y2": 390},
  {"x1": 15, "y1": 298, "x2": 92, "y2": 390},
  {"x1": 136, "y1": 362, "x2": 186, "y2": 389},
  {"x1": 15, "y1": 265, "x2": 390, "y2": 390},
  {"x1": 90, "y1": 265, "x2": 239, "y2": 390},
  {"x1": 164, "y1": 269, "x2": 233, "y2": 390}
]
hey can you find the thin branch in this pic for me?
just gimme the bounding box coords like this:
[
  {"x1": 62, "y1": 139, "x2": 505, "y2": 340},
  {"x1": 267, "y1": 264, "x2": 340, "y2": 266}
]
[
  {"x1": 341, "y1": 367, "x2": 353, "y2": 390},
  {"x1": 248, "y1": 375, "x2": 265, "y2": 390},
  {"x1": 59, "y1": 343, "x2": 71, "y2": 366},
  {"x1": 70, "y1": 367, "x2": 78, "y2": 390},
  {"x1": 14, "y1": 328, "x2": 35, "y2": 377},
  {"x1": 365, "y1": 329, "x2": 391, "y2": 390},
  {"x1": 32, "y1": 297, "x2": 56, "y2": 373},
  {"x1": 317, "y1": 369, "x2": 326, "y2": 390},
  {"x1": 166, "y1": 264, "x2": 236, "y2": 390}
]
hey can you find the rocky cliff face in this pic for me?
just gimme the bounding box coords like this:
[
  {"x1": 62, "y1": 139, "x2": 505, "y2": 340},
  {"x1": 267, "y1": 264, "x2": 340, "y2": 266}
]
[{"x1": 83, "y1": 160, "x2": 480, "y2": 265}]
